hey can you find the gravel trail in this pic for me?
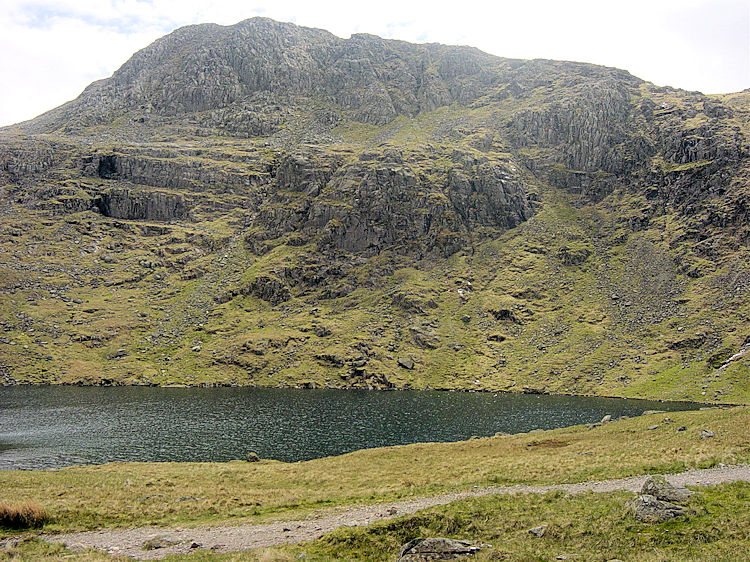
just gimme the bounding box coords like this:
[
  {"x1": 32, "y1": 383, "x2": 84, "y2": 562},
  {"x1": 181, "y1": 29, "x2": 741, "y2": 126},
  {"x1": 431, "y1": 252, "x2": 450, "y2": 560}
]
[{"x1": 44, "y1": 464, "x2": 750, "y2": 559}]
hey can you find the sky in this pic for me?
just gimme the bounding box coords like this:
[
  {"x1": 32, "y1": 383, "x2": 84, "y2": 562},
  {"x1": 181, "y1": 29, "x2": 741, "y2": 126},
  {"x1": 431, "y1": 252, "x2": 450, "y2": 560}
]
[{"x1": 1, "y1": 0, "x2": 748, "y2": 127}]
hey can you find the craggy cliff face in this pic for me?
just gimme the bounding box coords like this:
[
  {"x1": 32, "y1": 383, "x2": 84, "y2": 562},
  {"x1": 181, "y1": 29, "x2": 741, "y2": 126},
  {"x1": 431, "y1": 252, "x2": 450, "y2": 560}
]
[{"x1": 0, "y1": 17, "x2": 748, "y2": 402}]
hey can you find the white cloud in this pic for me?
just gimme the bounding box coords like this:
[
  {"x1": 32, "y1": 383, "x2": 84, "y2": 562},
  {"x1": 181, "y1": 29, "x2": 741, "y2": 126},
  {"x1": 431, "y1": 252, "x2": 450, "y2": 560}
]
[{"x1": 1, "y1": 0, "x2": 747, "y2": 126}]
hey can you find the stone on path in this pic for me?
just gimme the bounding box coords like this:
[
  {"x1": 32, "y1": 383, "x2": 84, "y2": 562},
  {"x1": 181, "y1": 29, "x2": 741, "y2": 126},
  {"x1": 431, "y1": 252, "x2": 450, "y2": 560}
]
[{"x1": 142, "y1": 536, "x2": 179, "y2": 550}]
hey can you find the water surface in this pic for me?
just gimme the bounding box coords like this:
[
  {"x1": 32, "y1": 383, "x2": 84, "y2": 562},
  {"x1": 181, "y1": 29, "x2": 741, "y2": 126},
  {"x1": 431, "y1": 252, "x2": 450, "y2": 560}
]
[{"x1": 0, "y1": 386, "x2": 700, "y2": 470}]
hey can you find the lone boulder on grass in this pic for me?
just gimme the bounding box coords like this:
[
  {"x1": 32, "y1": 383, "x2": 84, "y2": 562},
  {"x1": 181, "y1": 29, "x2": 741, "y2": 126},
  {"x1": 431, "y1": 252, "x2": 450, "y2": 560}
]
[
  {"x1": 398, "y1": 537, "x2": 485, "y2": 561},
  {"x1": 625, "y1": 494, "x2": 686, "y2": 523}
]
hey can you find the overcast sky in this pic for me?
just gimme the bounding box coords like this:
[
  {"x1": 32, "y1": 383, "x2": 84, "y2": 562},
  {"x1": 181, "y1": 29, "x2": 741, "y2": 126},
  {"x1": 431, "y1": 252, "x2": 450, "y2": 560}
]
[{"x1": 1, "y1": 0, "x2": 748, "y2": 127}]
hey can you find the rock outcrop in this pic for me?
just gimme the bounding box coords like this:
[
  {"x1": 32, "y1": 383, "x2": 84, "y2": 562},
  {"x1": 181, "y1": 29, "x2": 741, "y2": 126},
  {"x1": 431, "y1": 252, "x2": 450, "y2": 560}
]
[
  {"x1": 96, "y1": 187, "x2": 188, "y2": 221},
  {"x1": 625, "y1": 494, "x2": 686, "y2": 523}
]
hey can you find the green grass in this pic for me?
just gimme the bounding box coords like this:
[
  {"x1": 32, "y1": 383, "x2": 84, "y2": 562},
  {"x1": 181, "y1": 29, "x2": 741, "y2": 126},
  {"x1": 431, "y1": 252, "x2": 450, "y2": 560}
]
[
  {"x1": 1, "y1": 407, "x2": 748, "y2": 536},
  {"x1": 4, "y1": 483, "x2": 749, "y2": 561},
  {"x1": 274, "y1": 483, "x2": 750, "y2": 562}
]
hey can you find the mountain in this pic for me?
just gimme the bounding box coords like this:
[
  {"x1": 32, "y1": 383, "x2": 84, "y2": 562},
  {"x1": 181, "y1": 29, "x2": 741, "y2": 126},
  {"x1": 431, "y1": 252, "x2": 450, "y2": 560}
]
[{"x1": 0, "y1": 17, "x2": 748, "y2": 402}]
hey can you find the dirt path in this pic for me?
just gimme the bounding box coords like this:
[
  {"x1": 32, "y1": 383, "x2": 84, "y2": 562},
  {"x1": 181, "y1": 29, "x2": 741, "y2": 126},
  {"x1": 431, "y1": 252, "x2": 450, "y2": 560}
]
[{"x1": 45, "y1": 464, "x2": 750, "y2": 560}]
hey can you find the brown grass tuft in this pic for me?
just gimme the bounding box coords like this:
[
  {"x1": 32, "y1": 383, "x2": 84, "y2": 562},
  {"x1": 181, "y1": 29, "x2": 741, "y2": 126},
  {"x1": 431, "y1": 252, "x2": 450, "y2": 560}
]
[
  {"x1": 526, "y1": 439, "x2": 569, "y2": 449},
  {"x1": 0, "y1": 501, "x2": 50, "y2": 529}
]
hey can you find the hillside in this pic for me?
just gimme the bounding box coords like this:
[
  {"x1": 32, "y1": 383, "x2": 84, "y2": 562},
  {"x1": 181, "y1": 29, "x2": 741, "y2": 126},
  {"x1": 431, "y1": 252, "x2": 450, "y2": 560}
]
[{"x1": 0, "y1": 17, "x2": 748, "y2": 402}]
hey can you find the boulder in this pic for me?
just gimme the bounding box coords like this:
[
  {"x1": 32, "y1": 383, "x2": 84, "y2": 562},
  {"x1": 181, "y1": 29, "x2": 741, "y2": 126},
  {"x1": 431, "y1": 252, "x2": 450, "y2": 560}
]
[
  {"x1": 398, "y1": 538, "x2": 484, "y2": 561},
  {"x1": 625, "y1": 494, "x2": 686, "y2": 522},
  {"x1": 700, "y1": 429, "x2": 714, "y2": 439},
  {"x1": 528, "y1": 524, "x2": 548, "y2": 537},
  {"x1": 246, "y1": 452, "x2": 260, "y2": 462},
  {"x1": 142, "y1": 536, "x2": 179, "y2": 550},
  {"x1": 398, "y1": 357, "x2": 415, "y2": 370},
  {"x1": 641, "y1": 475, "x2": 693, "y2": 503}
]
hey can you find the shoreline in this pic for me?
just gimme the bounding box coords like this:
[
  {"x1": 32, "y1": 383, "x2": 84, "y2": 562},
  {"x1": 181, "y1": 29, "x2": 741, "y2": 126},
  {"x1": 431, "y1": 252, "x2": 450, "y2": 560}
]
[{"x1": 0, "y1": 380, "x2": 740, "y2": 407}]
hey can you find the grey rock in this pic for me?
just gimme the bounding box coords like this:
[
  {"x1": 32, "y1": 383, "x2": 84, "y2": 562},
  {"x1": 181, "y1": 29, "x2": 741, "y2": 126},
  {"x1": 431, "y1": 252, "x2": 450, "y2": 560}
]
[
  {"x1": 398, "y1": 357, "x2": 415, "y2": 370},
  {"x1": 142, "y1": 536, "x2": 179, "y2": 550},
  {"x1": 600, "y1": 414, "x2": 612, "y2": 423},
  {"x1": 641, "y1": 475, "x2": 693, "y2": 503},
  {"x1": 246, "y1": 451, "x2": 260, "y2": 462},
  {"x1": 700, "y1": 429, "x2": 715, "y2": 439},
  {"x1": 410, "y1": 326, "x2": 440, "y2": 349},
  {"x1": 108, "y1": 349, "x2": 128, "y2": 360},
  {"x1": 350, "y1": 357, "x2": 368, "y2": 368},
  {"x1": 398, "y1": 537, "x2": 484, "y2": 561},
  {"x1": 241, "y1": 276, "x2": 291, "y2": 305},
  {"x1": 528, "y1": 524, "x2": 548, "y2": 537},
  {"x1": 96, "y1": 186, "x2": 189, "y2": 222},
  {"x1": 625, "y1": 494, "x2": 686, "y2": 522},
  {"x1": 314, "y1": 325, "x2": 332, "y2": 337}
]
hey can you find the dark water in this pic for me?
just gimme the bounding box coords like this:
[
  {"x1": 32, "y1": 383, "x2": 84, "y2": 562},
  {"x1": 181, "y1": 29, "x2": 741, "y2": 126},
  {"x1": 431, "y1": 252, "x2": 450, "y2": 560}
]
[{"x1": 0, "y1": 386, "x2": 701, "y2": 470}]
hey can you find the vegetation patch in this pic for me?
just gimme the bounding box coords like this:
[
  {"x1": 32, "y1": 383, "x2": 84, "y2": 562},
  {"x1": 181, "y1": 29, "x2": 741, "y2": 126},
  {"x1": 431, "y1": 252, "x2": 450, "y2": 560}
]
[{"x1": 0, "y1": 502, "x2": 50, "y2": 530}]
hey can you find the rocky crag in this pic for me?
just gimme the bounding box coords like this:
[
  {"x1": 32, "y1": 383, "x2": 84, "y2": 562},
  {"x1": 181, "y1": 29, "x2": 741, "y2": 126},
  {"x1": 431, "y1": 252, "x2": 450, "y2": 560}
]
[{"x1": 0, "y1": 18, "x2": 748, "y2": 402}]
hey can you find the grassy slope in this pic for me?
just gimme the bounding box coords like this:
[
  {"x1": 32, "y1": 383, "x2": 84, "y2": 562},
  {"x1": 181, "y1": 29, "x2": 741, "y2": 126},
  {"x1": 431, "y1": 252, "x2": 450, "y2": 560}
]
[
  {"x1": 1, "y1": 175, "x2": 747, "y2": 402},
  {"x1": 2, "y1": 407, "x2": 748, "y2": 535},
  {"x1": 0, "y1": 89, "x2": 748, "y2": 401}
]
